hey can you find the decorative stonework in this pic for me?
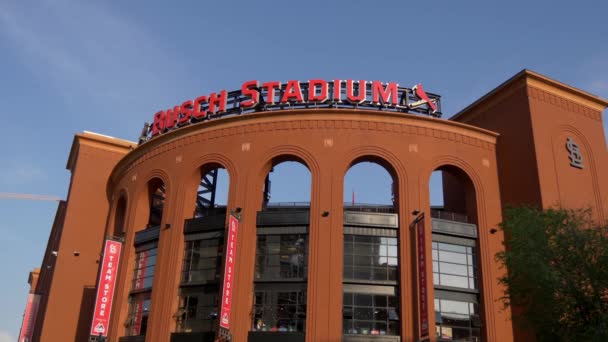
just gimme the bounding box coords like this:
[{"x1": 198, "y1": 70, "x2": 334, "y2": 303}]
[
  {"x1": 118, "y1": 118, "x2": 496, "y2": 179},
  {"x1": 528, "y1": 86, "x2": 602, "y2": 121}
]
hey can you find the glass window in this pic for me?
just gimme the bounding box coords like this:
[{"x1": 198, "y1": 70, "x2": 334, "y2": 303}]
[
  {"x1": 255, "y1": 234, "x2": 308, "y2": 280},
  {"x1": 176, "y1": 289, "x2": 219, "y2": 333},
  {"x1": 127, "y1": 247, "x2": 157, "y2": 336},
  {"x1": 432, "y1": 242, "x2": 477, "y2": 290},
  {"x1": 252, "y1": 230, "x2": 309, "y2": 333},
  {"x1": 126, "y1": 292, "x2": 151, "y2": 336},
  {"x1": 182, "y1": 238, "x2": 223, "y2": 284},
  {"x1": 435, "y1": 298, "x2": 481, "y2": 341},
  {"x1": 343, "y1": 292, "x2": 399, "y2": 335},
  {"x1": 343, "y1": 233, "x2": 400, "y2": 337},
  {"x1": 132, "y1": 248, "x2": 158, "y2": 290},
  {"x1": 252, "y1": 290, "x2": 306, "y2": 332},
  {"x1": 344, "y1": 235, "x2": 399, "y2": 282}
]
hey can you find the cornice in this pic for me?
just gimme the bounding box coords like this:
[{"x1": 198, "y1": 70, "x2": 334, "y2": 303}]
[{"x1": 108, "y1": 109, "x2": 499, "y2": 185}]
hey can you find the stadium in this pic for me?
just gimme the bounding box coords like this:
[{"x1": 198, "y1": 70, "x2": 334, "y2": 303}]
[{"x1": 19, "y1": 70, "x2": 608, "y2": 342}]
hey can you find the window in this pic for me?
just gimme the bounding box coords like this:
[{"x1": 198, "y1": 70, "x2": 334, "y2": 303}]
[
  {"x1": 252, "y1": 285, "x2": 307, "y2": 332},
  {"x1": 255, "y1": 234, "x2": 307, "y2": 281},
  {"x1": 252, "y1": 227, "x2": 308, "y2": 333},
  {"x1": 343, "y1": 226, "x2": 400, "y2": 337},
  {"x1": 344, "y1": 235, "x2": 398, "y2": 282},
  {"x1": 182, "y1": 238, "x2": 223, "y2": 284},
  {"x1": 435, "y1": 295, "x2": 481, "y2": 341},
  {"x1": 126, "y1": 246, "x2": 157, "y2": 336},
  {"x1": 124, "y1": 179, "x2": 164, "y2": 338},
  {"x1": 132, "y1": 248, "x2": 157, "y2": 290},
  {"x1": 432, "y1": 234, "x2": 481, "y2": 342},
  {"x1": 432, "y1": 241, "x2": 477, "y2": 290},
  {"x1": 177, "y1": 286, "x2": 219, "y2": 333},
  {"x1": 343, "y1": 287, "x2": 400, "y2": 335},
  {"x1": 177, "y1": 229, "x2": 224, "y2": 334},
  {"x1": 126, "y1": 292, "x2": 151, "y2": 336}
]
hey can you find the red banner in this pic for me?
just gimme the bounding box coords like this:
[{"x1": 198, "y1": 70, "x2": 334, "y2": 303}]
[
  {"x1": 19, "y1": 293, "x2": 40, "y2": 342},
  {"x1": 131, "y1": 250, "x2": 148, "y2": 335},
  {"x1": 416, "y1": 215, "x2": 429, "y2": 339},
  {"x1": 219, "y1": 214, "x2": 239, "y2": 329},
  {"x1": 90, "y1": 239, "x2": 123, "y2": 337}
]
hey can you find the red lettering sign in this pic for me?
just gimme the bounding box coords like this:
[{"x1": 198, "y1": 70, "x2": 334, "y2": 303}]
[
  {"x1": 219, "y1": 215, "x2": 239, "y2": 330},
  {"x1": 142, "y1": 79, "x2": 441, "y2": 142},
  {"x1": 90, "y1": 240, "x2": 123, "y2": 337},
  {"x1": 416, "y1": 215, "x2": 429, "y2": 339}
]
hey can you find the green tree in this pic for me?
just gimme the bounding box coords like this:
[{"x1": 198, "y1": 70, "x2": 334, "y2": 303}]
[{"x1": 496, "y1": 207, "x2": 608, "y2": 342}]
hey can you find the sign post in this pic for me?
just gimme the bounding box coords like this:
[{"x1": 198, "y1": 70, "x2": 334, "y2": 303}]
[
  {"x1": 218, "y1": 213, "x2": 240, "y2": 339},
  {"x1": 415, "y1": 213, "x2": 430, "y2": 341},
  {"x1": 89, "y1": 239, "x2": 123, "y2": 341}
]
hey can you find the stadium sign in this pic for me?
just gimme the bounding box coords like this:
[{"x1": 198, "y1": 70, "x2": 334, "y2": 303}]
[{"x1": 140, "y1": 79, "x2": 441, "y2": 143}]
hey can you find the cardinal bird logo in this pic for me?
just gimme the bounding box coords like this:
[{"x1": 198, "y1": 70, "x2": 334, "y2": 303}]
[{"x1": 410, "y1": 83, "x2": 437, "y2": 113}]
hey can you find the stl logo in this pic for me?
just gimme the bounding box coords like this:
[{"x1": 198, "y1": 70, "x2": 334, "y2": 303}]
[{"x1": 410, "y1": 83, "x2": 437, "y2": 113}]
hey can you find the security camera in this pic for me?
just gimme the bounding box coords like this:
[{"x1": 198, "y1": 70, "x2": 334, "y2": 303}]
[{"x1": 51, "y1": 251, "x2": 58, "y2": 256}]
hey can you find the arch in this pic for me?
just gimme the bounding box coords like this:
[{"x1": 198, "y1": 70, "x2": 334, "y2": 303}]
[
  {"x1": 340, "y1": 151, "x2": 404, "y2": 338},
  {"x1": 112, "y1": 194, "x2": 128, "y2": 237},
  {"x1": 427, "y1": 158, "x2": 487, "y2": 341},
  {"x1": 428, "y1": 156, "x2": 485, "y2": 225},
  {"x1": 341, "y1": 146, "x2": 408, "y2": 188},
  {"x1": 250, "y1": 149, "x2": 313, "y2": 335},
  {"x1": 174, "y1": 157, "x2": 235, "y2": 336},
  {"x1": 552, "y1": 125, "x2": 604, "y2": 223},
  {"x1": 344, "y1": 155, "x2": 400, "y2": 208},
  {"x1": 255, "y1": 145, "x2": 319, "y2": 187}
]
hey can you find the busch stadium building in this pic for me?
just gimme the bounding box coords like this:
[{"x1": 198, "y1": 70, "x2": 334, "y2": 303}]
[{"x1": 19, "y1": 70, "x2": 608, "y2": 342}]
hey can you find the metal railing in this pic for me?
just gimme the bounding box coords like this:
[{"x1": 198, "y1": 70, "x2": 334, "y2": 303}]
[
  {"x1": 343, "y1": 203, "x2": 396, "y2": 213},
  {"x1": 261, "y1": 202, "x2": 396, "y2": 213},
  {"x1": 430, "y1": 209, "x2": 469, "y2": 223}
]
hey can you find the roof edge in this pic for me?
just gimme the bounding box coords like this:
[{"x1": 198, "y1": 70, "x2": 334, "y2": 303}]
[
  {"x1": 66, "y1": 131, "x2": 136, "y2": 171},
  {"x1": 451, "y1": 69, "x2": 608, "y2": 122}
]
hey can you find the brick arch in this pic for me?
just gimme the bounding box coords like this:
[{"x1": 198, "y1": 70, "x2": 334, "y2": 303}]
[
  {"x1": 425, "y1": 155, "x2": 497, "y2": 341},
  {"x1": 248, "y1": 145, "x2": 320, "y2": 336},
  {"x1": 109, "y1": 189, "x2": 129, "y2": 237},
  {"x1": 553, "y1": 125, "x2": 604, "y2": 223},
  {"x1": 179, "y1": 153, "x2": 239, "y2": 217},
  {"x1": 256, "y1": 145, "x2": 320, "y2": 180}
]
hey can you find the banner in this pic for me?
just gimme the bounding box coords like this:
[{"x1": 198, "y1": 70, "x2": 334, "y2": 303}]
[
  {"x1": 219, "y1": 214, "x2": 239, "y2": 329},
  {"x1": 90, "y1": 239, "x2": 123, "y2": 337},
  {"x1": 131, "y1": 250, "x2": 149, "y2": 335},
  {"x1": 416, "y1": 214, "x2": 429, "y2": 339},
  {"x1": 18, "y1": 293, "x2": 40, "y2": 342}
]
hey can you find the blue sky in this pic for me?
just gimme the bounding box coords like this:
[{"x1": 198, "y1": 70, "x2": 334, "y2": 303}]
[{"x1": 1, "y1": 0, "x2": 607, "y2": 339}]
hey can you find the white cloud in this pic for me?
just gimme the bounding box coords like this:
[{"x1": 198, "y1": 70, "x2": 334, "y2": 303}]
[{"x1": 0, "y1": 330, "x2": 15, "y2": 342}]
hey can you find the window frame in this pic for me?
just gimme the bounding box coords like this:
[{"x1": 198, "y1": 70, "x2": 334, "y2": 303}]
[
  {"x1": 252, "y1": 222, "x2": 310, "y2": 334},
  {"x1": 342, "y1": 216, "x2": 401, "y2": 338}
]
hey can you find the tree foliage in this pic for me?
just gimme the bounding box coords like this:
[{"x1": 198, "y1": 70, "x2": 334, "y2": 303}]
[{"x1": 496, "y1": 207, "x2": 608, "y2": 342}]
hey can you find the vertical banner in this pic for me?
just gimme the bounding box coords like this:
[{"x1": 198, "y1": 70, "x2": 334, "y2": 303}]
[
  {"x1": 131, "y1": 250, "x2": 149, "y2": 335},
  {"x1": 416, "y1": 214, "x2": 429, "y2": 339},
  {"x1": 18, "y1": 293, "x2": 40, "y2": 342},
  {"x1": 90, "y1": 239, "x2": 123, "y2": 337},
  {"x1": 219, "y1": 214, "x2": 239, "y2": 330}
]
